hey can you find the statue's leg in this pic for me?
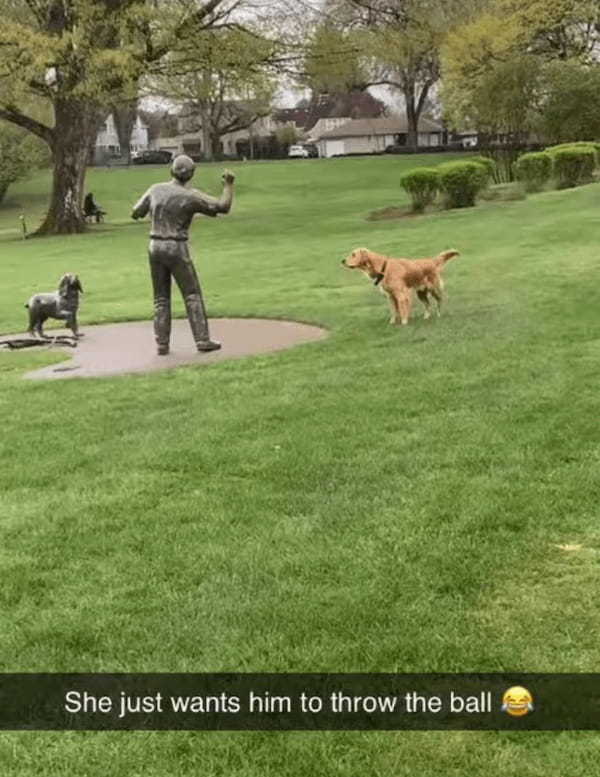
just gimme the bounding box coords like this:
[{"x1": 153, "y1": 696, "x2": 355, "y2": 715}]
[
  {"x1": 171, "y1": 245, "x2": 220, "y2": 352},
  {"x1": 54, "y1": 308, "x2": 80, "y2": 337},
  {"x1": 67, "y1": 314, "x2": 80, "y2": 338},
  {"x1": 149, "y1": 251, "x2": 172, "y2": 355},
  {"x1": 27, "y1": 306, "x2": 37, "y2": 337}
]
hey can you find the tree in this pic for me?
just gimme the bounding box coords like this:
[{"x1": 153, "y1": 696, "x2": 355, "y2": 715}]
[
  {"x1": 275, "y1": 124, "x2": 298, "y2": 148},
  {"x1": 0, "y1": 122, "x2": 49, "y2": 204},
  {"x1": 150, "y1": 26, "x2": 276, "y2": 160},
  {"x1": 443, "y1": 53, "x2": 543, "y2": 143},
  {"x1": 302, "y1": 23, "x2": 368, "y2": 93},
  {"x1": 538, "y1": 60, "x2": 600, "y2": 144},
  {"x1": 111, "y1": 99, "x2": 139, "y2": 164},
  {"x1": 442, "y1": 0, "x2": 600, "y2": 176},
  {"x1": 503, "y1": 0, "x2": 600, "y2": 61},
  {"x1": 0, "y1": 0, "x2": 252, "y2": 235},
  {"x1": 138, "y1": 108, "x2": 179, "y2": 143},
  {"x1": 303, "y1": 0, "x2": 471, "y2": 150}
]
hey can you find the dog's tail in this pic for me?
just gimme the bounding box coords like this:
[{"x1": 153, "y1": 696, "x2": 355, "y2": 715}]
[
  {"x1": 24, "y1": 303, "x2": 29, "y2": 309},
  {"x1": 435, "y1": 249, "x2": 460, "y2": 266}
]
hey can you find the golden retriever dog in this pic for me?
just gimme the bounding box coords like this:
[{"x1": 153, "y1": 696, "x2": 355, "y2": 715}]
[{"x1": 342, "y1": 247, "x2": 460, "y2": 325}]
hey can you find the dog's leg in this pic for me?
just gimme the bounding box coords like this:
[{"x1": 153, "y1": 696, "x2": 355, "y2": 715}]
[
  {"x1": 401, "y1": 293, "x2": 412, "y2": 325},
  {"x1": 417, "y1": 289, "x2": 432, "y2": 320},
  {"x1": 431, "y1": 286, "x2": 443, "y2": 316},
  {"x1": 386, "y1": 292, "x2": 398, "y2": 325},
  {"x1": 395, "y1": 292, "x2": 411, "y2": 326},
  {"x1": 431, "y1": 278, "x2": 444, "y2": 316}
]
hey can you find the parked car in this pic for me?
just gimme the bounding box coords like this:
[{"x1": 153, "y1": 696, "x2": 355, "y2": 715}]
[
  {"x1": 288, "y1": 144, "x2": 310, "y2": 159},
  {"x1": 132, "y1": 149, "x2": 173, "y2": 165}
]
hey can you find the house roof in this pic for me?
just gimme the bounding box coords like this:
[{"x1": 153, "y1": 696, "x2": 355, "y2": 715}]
[
  {"x1": 272, "y1": 107, "x2": 311, "y2": 129},
  {"x1": 319, "y1": 115, "x2": 444, "y2": 139},
  {"x1": 303, "y1": 91, "x2": 385, "y2": 132},
  {"x1": 273, "y1": 91, "x2": 386, "y2": 132}
]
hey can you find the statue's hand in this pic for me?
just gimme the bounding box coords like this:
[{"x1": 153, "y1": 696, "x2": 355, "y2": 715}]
[{"x1": 222, "y1": 170, "x2": 235, "y2": 185}]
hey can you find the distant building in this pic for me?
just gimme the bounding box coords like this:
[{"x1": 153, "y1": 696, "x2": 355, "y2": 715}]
[
  {"x1": 448, "y1": 129, "x2": 479, "y2": 149},
  {"x1": 148, "y1": 90, "x2": 388, "y2": 158},
  {"x1": 272, "y1": 91, "x2": 387, "y2": 145},
  {"x1": 150, "y1": 107, "x2": 284, "y2": 157},
  {"x1": 94, "y1": 114, "x2": 149, "y2": 162},
  {"x1": 317, "y1": 116, "x2": 444, "y2": 158}
]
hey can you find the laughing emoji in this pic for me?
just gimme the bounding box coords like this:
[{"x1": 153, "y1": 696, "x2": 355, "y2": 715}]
[{"x1": 501, "y1": 686, "x2": 534, "y2": 717}]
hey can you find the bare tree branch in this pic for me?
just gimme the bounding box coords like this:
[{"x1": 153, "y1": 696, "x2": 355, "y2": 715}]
[{"x1": 0, "y1": 105, "x2": 54, "y2": 146}]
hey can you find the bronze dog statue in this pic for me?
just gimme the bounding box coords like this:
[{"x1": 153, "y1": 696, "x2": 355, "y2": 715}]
[{"x1": 25, "y1": 273, "x2": 83, "y2": 339}]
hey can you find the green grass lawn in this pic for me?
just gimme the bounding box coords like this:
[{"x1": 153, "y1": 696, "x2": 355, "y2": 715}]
[{"x1": 1, "y1": 155, "x2": 600, "y2": 775}]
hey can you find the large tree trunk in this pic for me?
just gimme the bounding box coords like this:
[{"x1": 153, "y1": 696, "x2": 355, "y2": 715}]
[
  {"x1": 210, "y1": 131, "x2": 222, "y2": 159},
  {"x1": 404, "y1": 77, "x2": 433, "y2": 152},
  {"x1": 36, "y1": 99, "x2": 98, "y2": 236},
  {"x1": 112, "y1": 99, "x2": 138, "y2": 165},
  {"x1": 406, "y1": 101, "x2": 418, "y2": 151},
  {"x1": 200, "y1": 103, "x2": 214, "y2": 161}
]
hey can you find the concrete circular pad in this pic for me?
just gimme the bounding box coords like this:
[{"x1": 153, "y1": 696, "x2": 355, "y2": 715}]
[{"x1": 20, "y1": 318, "x2": 327, "y2": 380}]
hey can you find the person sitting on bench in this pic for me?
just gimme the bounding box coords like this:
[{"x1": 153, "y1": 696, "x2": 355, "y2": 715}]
[{"x1": 83, "y1": 192, "x2": 106, "y2": 223}]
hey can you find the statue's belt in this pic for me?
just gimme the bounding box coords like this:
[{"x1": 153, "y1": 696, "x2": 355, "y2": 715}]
[{"x1": 150, "y1": 235, "x2": 187, "y2": 241}]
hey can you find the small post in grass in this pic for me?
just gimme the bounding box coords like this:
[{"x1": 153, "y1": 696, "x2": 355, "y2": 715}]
[{"x1": 19, "y1": 214, "x2": 28, "y2": 240}]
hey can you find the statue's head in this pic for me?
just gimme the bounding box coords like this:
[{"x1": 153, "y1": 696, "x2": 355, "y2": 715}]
[{"x1": 171, "y1": 154, "x2": 195, "y2": 183}]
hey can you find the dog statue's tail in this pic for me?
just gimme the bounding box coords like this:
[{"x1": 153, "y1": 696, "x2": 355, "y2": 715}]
[
  {"x1": 435, "y1": 249, "x2": 460, "y2": 265},
  {"x1": 24, "y1": 303, "x2": 29, "y2": 309}
]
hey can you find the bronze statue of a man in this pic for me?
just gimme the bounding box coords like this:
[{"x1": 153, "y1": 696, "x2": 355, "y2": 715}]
[{"x1": 132, "y1": 155, "x2": 235, "y2": 355}]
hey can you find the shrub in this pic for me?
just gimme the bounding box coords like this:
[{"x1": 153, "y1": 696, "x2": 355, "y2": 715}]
[
  {"x1": 0, "y1": 126, "x2": 49, "y2": 205},
  {"x1": 514, "y1": 151, "x2": 553, "y2": 192},
  {"x1": 547, "y1": 141, "x2": 600, "y2": 156},
  {"x1": 547, "y1": 146, "x2": 596, "y2": 188},
  {"x1": 400, "y1": 167, "x2": 440, "y2": 212},
  {"x1": 546, "y1": 142, "x2": 599, "y2": 171},
  {"x1": 469, "y1": 155, "x2": 496, "y2": 182},
  {"x1": 437, "y1": 161, "x2": 489, "y2": 208}
]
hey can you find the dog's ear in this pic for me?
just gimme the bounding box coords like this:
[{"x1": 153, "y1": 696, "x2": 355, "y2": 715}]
[
  {"x1": 74, "y1": 275, "x2": 83, "y2": 293},
  {"x1": 58, "y1": 274, "x2": 70, "y2": 294}
]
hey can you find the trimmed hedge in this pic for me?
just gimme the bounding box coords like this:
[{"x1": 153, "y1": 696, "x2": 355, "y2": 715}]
[
  {"x1": 547, "y1": 146, "x2": 596, "y2": 188},
  {"x1": 400, "y1": 167, "x2": 440, "y2": 212},
  {"x1": 469, "y1": 155, "x2": 496, "y2": 182},
  {"x1": 514, "y1": 151, "x2": 553, "y2": 192},
  {"x1": 437, "y1": 161, "x2": 489, "y2": 208},
  {"x1": 546, "y1": 141, "x2": 600, "y2": 158}
]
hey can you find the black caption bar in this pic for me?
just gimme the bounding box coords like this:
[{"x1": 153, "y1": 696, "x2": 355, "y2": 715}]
[{"x1": 1, "y1": 674, "x2": 599, "y2": 730}]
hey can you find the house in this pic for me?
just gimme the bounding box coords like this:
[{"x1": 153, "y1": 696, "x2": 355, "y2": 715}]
[
  {"x1": 272, "y1": 91, "x2": 387, "y2": 144},
  {"x1": 148, "y1": 102, "x2": 284, "y2": 157},
  {"x1": 448, "y1": 129, "x2": 479, "y2": 149},
  {"x1": 147, "y1": 90, "x2": 388, "y2": 159},
  {"x1": 149, "y1": 114, "x2": 281, "y2": 157},
  {"x1": 317, "y1": 116, "x2": 444, "y2": 158},
  {"x1": 94, "y1": 113, "x2": 149, "y2": 162},
  {"x1": 301, "y1": 91, "x2": 386, "y2": 143}
]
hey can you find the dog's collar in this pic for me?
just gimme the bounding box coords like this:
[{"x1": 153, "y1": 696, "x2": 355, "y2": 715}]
[{"x1": 373, "y1": 260, "x2": 387, "y2": 286}]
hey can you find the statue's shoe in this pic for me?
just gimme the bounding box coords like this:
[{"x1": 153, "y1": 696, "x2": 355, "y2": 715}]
[{"x1": 197, "y1": 340, "x2": 221, "y2": 352}]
